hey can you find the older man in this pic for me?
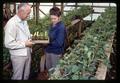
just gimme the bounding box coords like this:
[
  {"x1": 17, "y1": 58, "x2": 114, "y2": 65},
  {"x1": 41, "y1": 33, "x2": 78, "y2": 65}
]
[{"x1": 4, "y1": 3, "x2": 33, "y2": 80}]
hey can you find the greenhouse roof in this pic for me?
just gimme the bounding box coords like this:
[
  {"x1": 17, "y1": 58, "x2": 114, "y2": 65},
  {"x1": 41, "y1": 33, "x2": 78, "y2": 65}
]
[{"x1": 83, "y1": 13, "x2": 101, "y2": 21}]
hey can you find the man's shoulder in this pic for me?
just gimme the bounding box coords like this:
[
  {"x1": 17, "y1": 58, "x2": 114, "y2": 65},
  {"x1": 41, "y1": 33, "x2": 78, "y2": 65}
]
[
  {"x1": 58, "y1": 22, "x2": 65, "y2": 29},
  {"x1": 4, "y1": 15, "x2": 17, "y2": 30},
  {"x1": 6, "y1": 15, "x2": 16, "y2": 25},
  {"x1": 60, "y1": 21, "x2": 65, "y2": 27}
]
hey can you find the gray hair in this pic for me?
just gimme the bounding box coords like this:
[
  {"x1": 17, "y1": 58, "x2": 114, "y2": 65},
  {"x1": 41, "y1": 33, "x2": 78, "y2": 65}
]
[{"x1": 17, "y1": 3, "x2": 30, "y2": 10}]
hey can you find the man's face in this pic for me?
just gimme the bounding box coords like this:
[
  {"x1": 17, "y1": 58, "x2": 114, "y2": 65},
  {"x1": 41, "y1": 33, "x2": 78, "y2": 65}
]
[
  {"x1": 21, "y1": 6, "x2": 31, "y2": 20},
  {"x1": 50, "y1": 15, "x2": 60, "y2": 25}
]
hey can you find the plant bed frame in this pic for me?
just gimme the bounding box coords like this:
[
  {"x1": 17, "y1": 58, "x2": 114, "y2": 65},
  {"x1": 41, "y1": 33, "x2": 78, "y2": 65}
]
[{"x1": 95, "y1": 34, "x2": 114, "y2": 80}]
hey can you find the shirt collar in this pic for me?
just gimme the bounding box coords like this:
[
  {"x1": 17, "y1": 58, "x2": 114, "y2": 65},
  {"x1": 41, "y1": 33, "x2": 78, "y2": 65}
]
[
  {"x1": 15, "y1": 14, "x2": 23, "y2": 23},
  {"x1": 52, "y1": 21, "x2": 62, "y2": 28}
]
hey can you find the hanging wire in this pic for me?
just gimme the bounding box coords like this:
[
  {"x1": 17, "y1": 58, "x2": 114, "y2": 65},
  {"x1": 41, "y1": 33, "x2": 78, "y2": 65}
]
[{"x1": 91, "y1": 3, "x2": 93, "y2": 22}]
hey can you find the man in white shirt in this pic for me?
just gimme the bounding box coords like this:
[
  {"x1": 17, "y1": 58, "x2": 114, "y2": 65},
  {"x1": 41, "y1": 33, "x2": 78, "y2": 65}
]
[{"x1": 4, "y1": 3, "x2": 33, "y2": 80}]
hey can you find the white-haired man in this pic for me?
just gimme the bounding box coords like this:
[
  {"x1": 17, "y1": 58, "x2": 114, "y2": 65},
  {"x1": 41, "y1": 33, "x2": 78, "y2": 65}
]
[{"x1": 4, "y1": 3, "x2": 33, "y2": 80}]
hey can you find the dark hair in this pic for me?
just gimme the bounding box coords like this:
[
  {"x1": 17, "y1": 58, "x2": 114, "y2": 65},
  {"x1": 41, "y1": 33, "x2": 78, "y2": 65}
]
[{"x1": 49, "y1": 7, "x2": 61, "y2": 17}]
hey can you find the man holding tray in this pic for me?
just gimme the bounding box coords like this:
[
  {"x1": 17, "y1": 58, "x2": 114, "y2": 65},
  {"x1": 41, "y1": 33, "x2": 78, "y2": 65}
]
[{"x1": 4, "y1": 3, "x2": 33, "y2": 80}]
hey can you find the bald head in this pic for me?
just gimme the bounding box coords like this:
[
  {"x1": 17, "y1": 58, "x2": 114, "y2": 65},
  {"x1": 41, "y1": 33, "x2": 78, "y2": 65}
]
[{"x1": 17, "y1": 3, "x2": 31, "y2": 20}]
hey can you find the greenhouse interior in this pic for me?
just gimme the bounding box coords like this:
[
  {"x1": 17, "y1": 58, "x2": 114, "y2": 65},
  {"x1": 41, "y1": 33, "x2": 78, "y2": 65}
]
[{"x1": 3, "y1": 2, "x2": 117, "y2": 80}]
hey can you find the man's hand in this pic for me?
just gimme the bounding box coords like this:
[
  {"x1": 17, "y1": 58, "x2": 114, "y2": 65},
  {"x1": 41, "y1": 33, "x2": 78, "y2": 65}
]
[{"x1": 25, "y1": 39, "x2": 33, "y2": 48}]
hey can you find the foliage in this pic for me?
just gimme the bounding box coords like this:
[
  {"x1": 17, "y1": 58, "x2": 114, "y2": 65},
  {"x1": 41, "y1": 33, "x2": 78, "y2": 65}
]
[
  {"x1": 62, "y1": 5, "x2": 92, "y2": 26},
  {"x1": 49, "y1": 7, "x2": 116, "y2": 80}
]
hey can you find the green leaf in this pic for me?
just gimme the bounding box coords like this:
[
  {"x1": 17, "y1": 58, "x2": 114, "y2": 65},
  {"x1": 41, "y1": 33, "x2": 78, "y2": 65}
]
[
  {"x1": 71, "y1": 75, "x2": 79, "y2": 80},
  {"x1": 79, "y1": 76, "x2": 89, "y2": 80},
  {"x1": 87, "y1": 51, "x2": 92, "y2": 59},
  {"x1": 89, "y1": 76, "x2": 97, "y2": 80},
  {"x1": 71, "y1": 65, "x2": 79, "y2": 73},
  {"x1": 84, "y1": 46, "x2": 88, "y2": 52}
]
